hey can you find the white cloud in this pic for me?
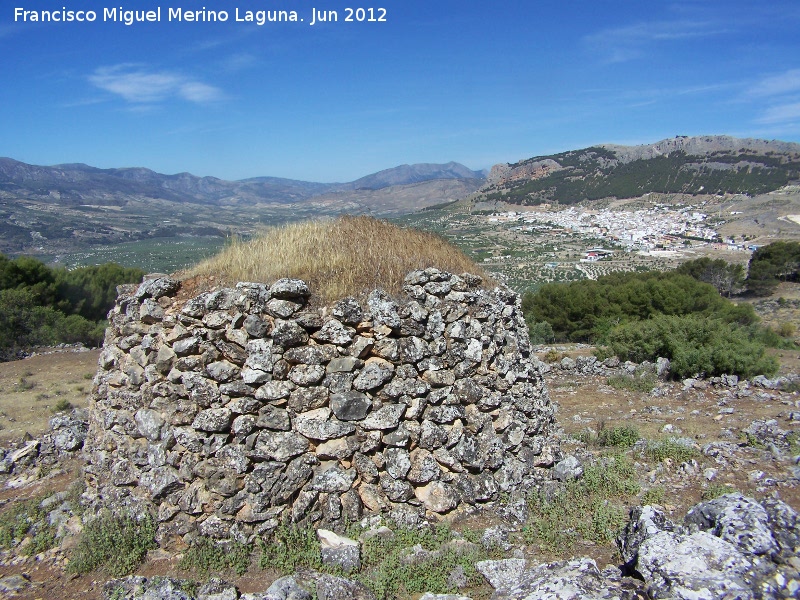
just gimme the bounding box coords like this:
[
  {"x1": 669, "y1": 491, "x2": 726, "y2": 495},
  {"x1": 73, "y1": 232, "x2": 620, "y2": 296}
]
[
  {"x1": 584, "y1": 20, "x2": 730, "y2": 63},
  {"x1": 747, "y1": 69, "x2": 800, "y2": 98},
  {"x1": 88, "y1": 64, "x2": 224, "y2": 104},
  {"x1": 755, "y1": 102, "x2": 800, "y2": 124}
]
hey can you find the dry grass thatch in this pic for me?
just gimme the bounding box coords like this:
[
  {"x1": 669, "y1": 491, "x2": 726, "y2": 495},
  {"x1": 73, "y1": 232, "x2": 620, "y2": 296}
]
[{"x1": 186, "y1": 215, "x2": 490, "y2": 302}]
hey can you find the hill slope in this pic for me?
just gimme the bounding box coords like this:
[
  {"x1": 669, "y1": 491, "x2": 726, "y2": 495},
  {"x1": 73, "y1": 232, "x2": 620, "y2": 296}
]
[{"x1": 482, "y1": 136, "x2": 800, "y2": 205}]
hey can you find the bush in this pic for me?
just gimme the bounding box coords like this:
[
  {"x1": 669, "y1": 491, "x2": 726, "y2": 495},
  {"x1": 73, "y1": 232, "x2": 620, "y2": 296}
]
[
  {"x1": 606, "y1": 314, "x2": 778, "y2": 379},
  {"x1": 69, "y1": 511, "x2": 157, "y2": 576},
  {"x1": 597, "y1": 425, "x2": 641, "y2": 448},
  {"x1": 645, "y1": 438, "x2": 699, "y2": 463},
  {"x1": 356, "y1": 524, "x2": 490, "y2": 600},
  {"x1": 607, "y1": 371, "x2": 658, "y2": 393},
  {"x1": 180, "y1": 537, "x2": 251, "y2": 575},
  {"x1": 523, "y1": 455, "x2": 639, "y2": 552},
  {"x1": 0, "y1": 496, "x2": 56, "y2": 554},
  {"x1": 701, "y1": 483, "x2": 737, "y2": 500},
  {"x1": 258, "y1": 523, "x2": 322, "y2": 573}
]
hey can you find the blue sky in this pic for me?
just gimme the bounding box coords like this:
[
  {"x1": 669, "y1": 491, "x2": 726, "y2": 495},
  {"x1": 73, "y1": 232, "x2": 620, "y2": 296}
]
[{"x1": 2, "y1": 0, "x2": 800, "y2": 182}]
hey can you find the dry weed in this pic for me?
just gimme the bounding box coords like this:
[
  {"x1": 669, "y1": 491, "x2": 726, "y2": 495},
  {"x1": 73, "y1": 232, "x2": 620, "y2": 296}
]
[{"x1": 186, "y1": 215, "x2": 489, "y2": 302}]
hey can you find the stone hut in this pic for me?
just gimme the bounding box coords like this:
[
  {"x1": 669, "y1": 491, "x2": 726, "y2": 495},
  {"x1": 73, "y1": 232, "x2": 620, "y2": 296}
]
[{"x1": 83, "y1": 268, "x2": 556, "y2": 545}]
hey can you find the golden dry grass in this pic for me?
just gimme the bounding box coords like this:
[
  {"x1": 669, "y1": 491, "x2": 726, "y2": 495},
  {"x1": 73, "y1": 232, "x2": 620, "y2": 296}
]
[{"x1": 186, "y1": 216, "x2": 490, "y2": 302}]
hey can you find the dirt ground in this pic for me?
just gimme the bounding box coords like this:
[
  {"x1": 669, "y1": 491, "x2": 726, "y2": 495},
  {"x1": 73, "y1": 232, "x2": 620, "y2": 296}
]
[{"x1": 0, "y1": 350, "x2": 98, "y2": 444}]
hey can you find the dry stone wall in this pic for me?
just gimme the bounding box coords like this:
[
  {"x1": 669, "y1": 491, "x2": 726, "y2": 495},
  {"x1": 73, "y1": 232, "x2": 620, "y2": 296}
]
[{"x1": 83, "y1": 268, "x2": 556, "y2": 544}]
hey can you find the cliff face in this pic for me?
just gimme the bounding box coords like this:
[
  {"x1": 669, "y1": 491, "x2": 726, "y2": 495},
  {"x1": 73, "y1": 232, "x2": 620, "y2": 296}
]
[{"x1": 83, "y1": 269, "x2": 556, "y2": 544}]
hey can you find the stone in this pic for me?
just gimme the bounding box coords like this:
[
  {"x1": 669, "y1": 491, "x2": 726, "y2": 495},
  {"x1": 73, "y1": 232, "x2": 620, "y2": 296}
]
[
  {"x1": 380, "y1": 473, "x2": 415, "y2": 502},
  {"x1": 140, "y1": 466, "x2": 183, "y2": 500},
  {"x1": 617, "y1": 505, "x2": 675, "y2": 568},
  {"x1": 256, "y1": 380, "x2": 294, "y2": 401},
  {"x1": 270, "y1": 278, "x2": 311, "y2": 300},
  {"x1": 360, "y1": 404, "x2": 406, "y2": 430},
  {"x1": 683, "y1": 492, "x2": 779, "y2": 557},
  {"x1": 252, "y1": 431, "x2": 309, "y2": 461},
  {"x1": 135, "y1": 408, "x2": 165, "y2": 441},
  {"x1": 330, "y1": 391, "x2": 372, "y2": 421},
  {"x1": 197, "y1": 577, "x2": 239, "y2": 600},
  {"x1": 415, "y1": 481, "x2": 458, "y2": 513},
  {"x1": 244, "y1": 314, "x2": 270, "y2": 337},
  {"x1": 407, "y1": 448, "x2": 441, "y2": 484},
  {"x1": 312, "y1": 573, "x2": 376, "y2": 600},
  {"x1": 192, "y1": 408, "x2": 233, "y2": 432},
  {"x1": 312, "y1": 466, "x2": 357, "y2": 493},
  {"x1": 385, "y1": 447, "x2": 411, "y2": 479},
  {"x1": 475, "y1": 558, "x2": 527, "y2": 591},
  {"x1": 267, "y1": 298, "x2": 302, "y2": 318},
  {"x1": 272, "y1": 319, "x2": 309, "y2": 347},
  {"x1": 637, "y1": 530, "x2": 754, "y2": 600},
  {"x1": 257, "y1": 406, "x2": 291, "y2": 431},
  {"x1": 314, "y1": 319, "x2": 354, "y2": 345},
  {"x1": 327, "y1": 356, "x2": 363, "y2": 373},
  {"x1": 487, "y1": 557, "x2": 631, "y2": 600},
  {"x1": 289, "y1": 364, "x2": 326, "y2": 386},
  {"x1": 317, "y1": 529, "x2": 361, "y2": 573},
  {"x1": 553, "y1": 455, "x2": 583, "y2": 481},
  {"x1": 259, "y1": 575, "x2": 312, "y2": 600},
  {"x1": 353, "y1": 358, "x2": 395, "y2": 391},
  {"x1": 206, "y1": 360, "x2": 240, "y2": 382}
]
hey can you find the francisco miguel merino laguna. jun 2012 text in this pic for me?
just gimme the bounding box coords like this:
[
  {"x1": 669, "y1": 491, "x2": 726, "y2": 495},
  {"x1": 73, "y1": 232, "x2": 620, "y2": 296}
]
[{"x1": 13, "y1": 6, "x2": 388, "y2": 26}]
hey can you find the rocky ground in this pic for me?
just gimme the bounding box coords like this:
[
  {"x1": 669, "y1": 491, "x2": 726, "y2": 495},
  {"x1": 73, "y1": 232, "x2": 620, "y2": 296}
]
[{"x1": 0, "y1": 351, "x2": 798, "y2": 599}]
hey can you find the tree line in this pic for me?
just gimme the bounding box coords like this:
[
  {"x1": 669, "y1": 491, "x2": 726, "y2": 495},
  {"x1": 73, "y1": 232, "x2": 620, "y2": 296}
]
[
  {"x1": 0, "y1": 254, "x2": 144, "y2": 360},
  {"x1": 522, "y1": 241, "x2": 800, "y2": 379}
]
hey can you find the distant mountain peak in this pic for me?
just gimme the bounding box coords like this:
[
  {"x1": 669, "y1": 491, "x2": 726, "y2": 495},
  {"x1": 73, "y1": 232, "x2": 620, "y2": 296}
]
[{"x1": 483, "y1": 135, "x2": 800, "y2": 206}]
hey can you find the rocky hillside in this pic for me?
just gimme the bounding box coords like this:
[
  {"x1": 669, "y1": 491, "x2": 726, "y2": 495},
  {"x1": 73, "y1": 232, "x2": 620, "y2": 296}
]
[{"x1": 482, "y1": 135, "x2": 800, "y2": 206}]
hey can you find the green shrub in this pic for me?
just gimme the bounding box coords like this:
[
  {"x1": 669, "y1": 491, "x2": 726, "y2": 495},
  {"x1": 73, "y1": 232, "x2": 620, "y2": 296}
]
[
  {"x1": 641, "y1": 486, "x2": 666, "y2": 505},
  {"x1": 0, "y1": 496, "x2": 56, "y2": 554},
  {"x1": 52, "y1": 399, "x2": 73, "y2": 413},
  {"x1": 180, "y1": 537, "x2": 251, "y2": 575},
  {"x1": 597, "y1": 425, "x2": 641, "y2": 448},
  {"x1": 356, "y1": 523, "x2": 490, "y2": 600},
  {"x1": 606, "y1": 314, "x2": 778, "y2": 379},
  {"x1": 701, "y1": 483, "x2": 737, "y2": 500},
  {"x1": 645, "y1": 438, "x2": 699, "y2": 463},
  {"x1": 523, "y1": 455, "x2": 639, "y2": 552},
  {"x1": 68, "y1": 511, "x2": 157, "y2": 576},
  {"x1": 258, "y1": 523, "x2": 322, "y2": 573},
  {"x1": 607, "y1": 371, "x2": 658, "y2": 393}
]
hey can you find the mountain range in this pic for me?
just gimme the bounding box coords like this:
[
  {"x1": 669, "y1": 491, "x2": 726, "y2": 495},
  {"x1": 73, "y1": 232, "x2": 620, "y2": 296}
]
[
  {"x1": 3, "y1": 135, "x2": 800, "y2": 258},
  {"x1": 482, "y1": 136, "x2": 800, "y2": 206},
  {"x1": 0, "y1": 159, "x2": 485, "y2": 255}
]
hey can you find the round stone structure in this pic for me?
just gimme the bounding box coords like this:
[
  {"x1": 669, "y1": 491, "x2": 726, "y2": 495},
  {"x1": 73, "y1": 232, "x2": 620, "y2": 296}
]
[{"x1": 83, "y1": 269, "x2": 556, "y2": 544}]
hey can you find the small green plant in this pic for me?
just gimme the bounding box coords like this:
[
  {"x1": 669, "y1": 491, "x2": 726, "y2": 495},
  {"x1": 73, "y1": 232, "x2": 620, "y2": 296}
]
[
  {"x1": 597, "y1": 425, "x2": 640, "y2": 448},
  {"x1": 641, "y1": 486, "x2": 666, "y2": 505},
  {"x1": 701, "y1": 483, "x2": 737, "y2": 500},
  {"x1": 17, "y1": 377, "x2": 36, "y2": 391},
  {"x1": 0, "y1": 496, "x2": 55, "y2": 553},
  {"x1": 68, "y1": 511, "x2": 157, "y2": 576},
  {"x1": 52, "y1": 399, "x2": 73, "y2": 413},
  {"x1": 180, "y1": 536, "x2": 251, "y2": 576},
  {"x1": 645, "y1": 438, "x2": 699, "y2": 463},
  {"x1": 258, "y1": 523, "x2": 323, "y2": 573},
  {"x1": 355, "y1": 523, "x2": 492, "y2": 600},
  {"x1": 740, "y1": 432, "x2": 766, "y2": 449},
  {"x1": 543, "y1": 349, "x2": 566, "y2": 363},
  {"x1": 523, "y1": 454, "x2": 639, "y2": 553},
  {"x1": 607, "y1": 370, "x2": 657, "y2": 393}
]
